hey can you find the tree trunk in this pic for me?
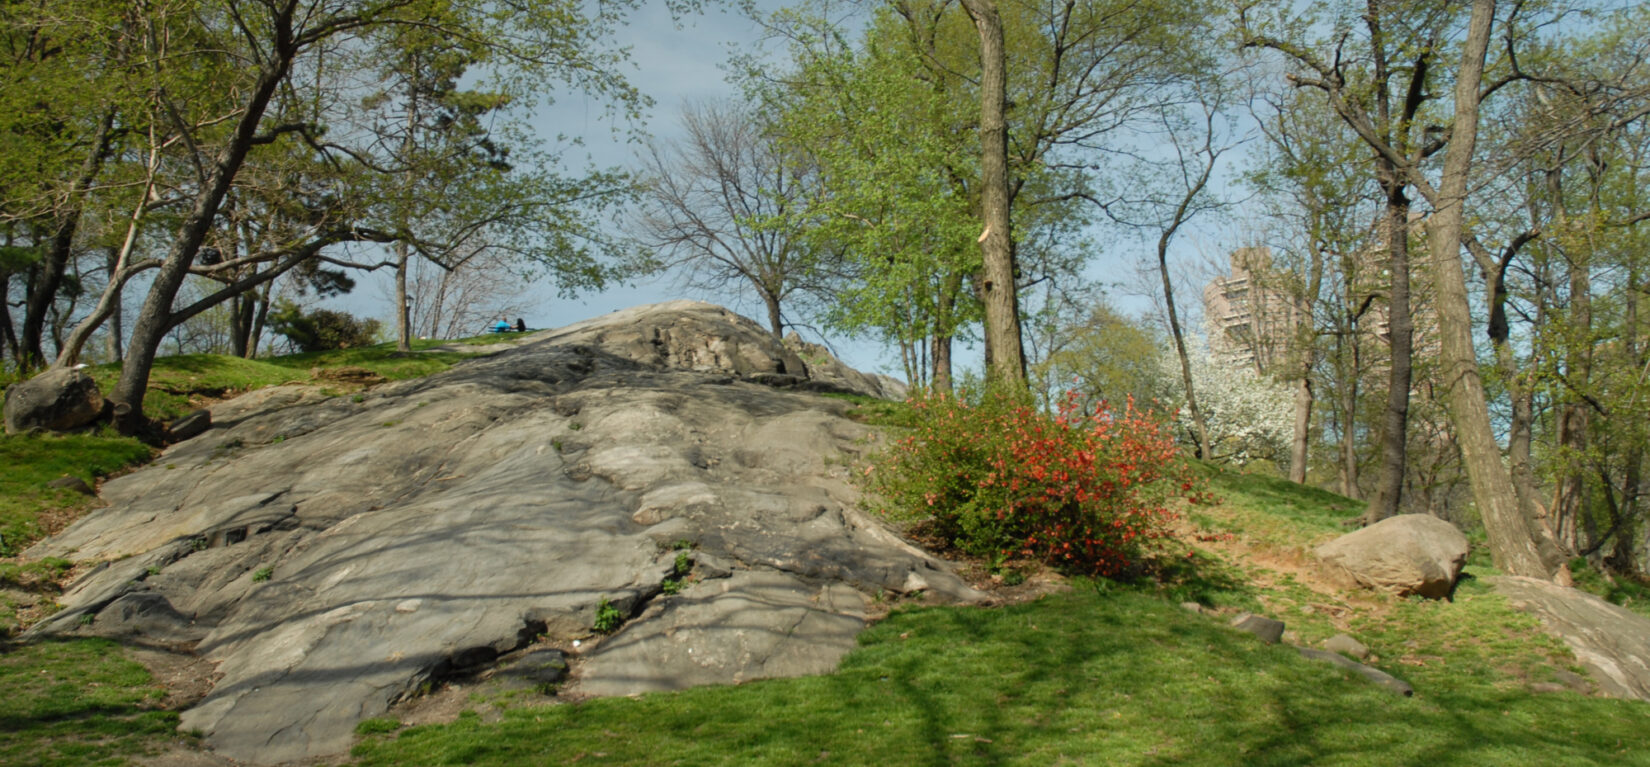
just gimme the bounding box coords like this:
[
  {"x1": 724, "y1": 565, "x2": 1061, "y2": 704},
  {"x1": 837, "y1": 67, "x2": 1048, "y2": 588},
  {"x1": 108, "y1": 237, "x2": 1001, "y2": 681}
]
[
  {"x1": 21, "y1": 110, "x2": 115, "y2": 370},
  {"x1": 105, "y1": 249, "x2": 123, "y2": 363},
  {"x1": 110, "y1": 34, "x2": 294, "y2": 435},
  {"x1": 1161, "y1": 253, "x2": 1210, "y2": 460},
  {"x1": 247, "y1": 282, "x2": 272, "y2": 359},
  {"x1": 1428, "y1": 0, "x2": 1559, "y2": 579},
  {"x1": 1339, "y1": 342, "x2": 1362, "y2": 500},
  {"x1": 762, "y1": 290, "x2": 783, "y2": 339},
  {"x1": 1290, "y1": 376, "x2": 1313, "y2": 483},
  {"x1": 1365, "y1": 178, "x2": 1414, "y2": 522},
  {"x1": 958, "y1": 0, "x2": 1025, "y2": 385},
  {"x1": 0, "y1": 272, "x2": 13, "y2": 365},
  {"x1": 396, "y1": 245, "x2": 413, "y2": 351}
]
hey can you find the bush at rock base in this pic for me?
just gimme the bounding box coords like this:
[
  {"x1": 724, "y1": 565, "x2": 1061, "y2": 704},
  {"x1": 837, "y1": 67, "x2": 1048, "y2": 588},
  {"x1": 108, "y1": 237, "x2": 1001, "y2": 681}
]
[{"x1": 862, "y1": 388, "x2": 1194, "y2": 577}]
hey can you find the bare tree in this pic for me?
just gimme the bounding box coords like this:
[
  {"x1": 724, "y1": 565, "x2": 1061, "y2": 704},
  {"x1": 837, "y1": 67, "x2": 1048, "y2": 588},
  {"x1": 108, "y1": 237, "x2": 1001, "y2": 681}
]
[{"x1": 635, "y1": 99, "x2": 821, "y2": 338}]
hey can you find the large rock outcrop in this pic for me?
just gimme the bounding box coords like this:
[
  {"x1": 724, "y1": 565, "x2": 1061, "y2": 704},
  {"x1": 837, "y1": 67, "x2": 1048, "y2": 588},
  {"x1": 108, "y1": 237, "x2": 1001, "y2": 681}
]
[
  {"x1": 1492, "y1": 576, "x2": 1650, "y2": 701},
  {"x1": 26, "y1": 301, "x2": 977, "y2": 765},
  {"x1": 1316, "y1": 514, "x2": 1468, "y2": 599}
]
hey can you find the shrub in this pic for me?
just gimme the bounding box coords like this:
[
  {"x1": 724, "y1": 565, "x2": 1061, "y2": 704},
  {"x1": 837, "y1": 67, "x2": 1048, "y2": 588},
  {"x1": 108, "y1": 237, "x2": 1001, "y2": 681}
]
[
  {"x1": 862, "y1": 388, "x2": 1190, "y2": 577},
  {"x1": 266, "y1": 300, "x2": 382, "y2": 352}
]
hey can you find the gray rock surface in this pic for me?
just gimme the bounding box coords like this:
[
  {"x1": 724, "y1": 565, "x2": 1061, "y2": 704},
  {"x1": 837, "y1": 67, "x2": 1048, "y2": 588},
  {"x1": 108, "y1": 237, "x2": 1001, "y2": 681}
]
[
  {"x1": 1492, "y1": 575, "x2": 1650, "y2": 701},
  {"x1": 3, "y1": 366, "x2": 104, "y2": 434},
  {"x1": 1316, "y1": 514, "x2": 1468, "y2": 598},
  {"x1": 25, "y1": 301, "x2": 974, "y2": 765},
  {"x1": 1324, "y1": 633, "x2": 1371, "y2": 661},
  {"x1": 1296, "y1": 647, "x2": 1413, "y2": 697},
  {"x1": 1230, "y1": 613, "x2": 1286, "y2": 644}
]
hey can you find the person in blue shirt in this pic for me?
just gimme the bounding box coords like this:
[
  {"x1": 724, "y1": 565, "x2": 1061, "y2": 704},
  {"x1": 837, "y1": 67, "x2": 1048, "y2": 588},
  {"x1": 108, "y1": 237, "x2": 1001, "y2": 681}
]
[{"x1": 493, "y1": 318, "x2": 511, "y2": 333}]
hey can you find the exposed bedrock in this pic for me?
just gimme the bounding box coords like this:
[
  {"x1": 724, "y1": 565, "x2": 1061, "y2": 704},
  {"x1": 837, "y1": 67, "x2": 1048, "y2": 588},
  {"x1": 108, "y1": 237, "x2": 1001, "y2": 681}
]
[{"x1": 26, "y1": 301, "x2": 977, "y2": 764}]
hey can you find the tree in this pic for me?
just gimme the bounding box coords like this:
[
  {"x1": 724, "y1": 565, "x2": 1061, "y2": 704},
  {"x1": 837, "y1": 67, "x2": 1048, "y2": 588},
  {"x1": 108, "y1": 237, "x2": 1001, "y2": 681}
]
[
  {"x1": 22, "y1": 0, "x2": 652, "y2": 436},
  {"x1": 750, "y1": 0, "x2": 1216, "y2": 389},
  {"x1": 1239, "y1": 0, "x2": 1587, "y2": 577},
  {"x1": 636, "y1": 99, "x2": 821, "y2": 338}
]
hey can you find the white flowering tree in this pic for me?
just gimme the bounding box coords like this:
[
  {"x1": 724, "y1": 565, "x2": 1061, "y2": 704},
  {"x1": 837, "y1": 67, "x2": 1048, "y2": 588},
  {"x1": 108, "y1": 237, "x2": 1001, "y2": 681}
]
[{"x1": 1160, "y1": 346, "x2": 1295, "y2": 465}]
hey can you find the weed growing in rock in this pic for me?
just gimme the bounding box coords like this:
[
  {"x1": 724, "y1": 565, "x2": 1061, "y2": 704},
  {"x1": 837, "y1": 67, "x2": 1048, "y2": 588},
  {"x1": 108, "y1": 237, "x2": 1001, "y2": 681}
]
[
  {"x1": 593, "y1": 598, "x2": 623, "y2": 634},
  {"x1": 252, "y1": 568, "x2": 273, "y2": 583},
  {"x1": 863, "y1": 388, "x2": 1194, "y2": 577}
]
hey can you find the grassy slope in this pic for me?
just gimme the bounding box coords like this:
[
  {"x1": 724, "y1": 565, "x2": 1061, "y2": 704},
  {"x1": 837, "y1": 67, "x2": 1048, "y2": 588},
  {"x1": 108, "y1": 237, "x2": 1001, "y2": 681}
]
[
  {"x1": 351, "y1": 591, "x2": 1646, "y2": 766},
  {"x1": 350, "y1": 467, "x2": 1650, "y2": 767}
]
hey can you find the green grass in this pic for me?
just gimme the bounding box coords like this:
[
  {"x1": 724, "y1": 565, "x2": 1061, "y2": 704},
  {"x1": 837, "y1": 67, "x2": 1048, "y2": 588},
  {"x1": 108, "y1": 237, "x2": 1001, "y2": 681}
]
[
  {"x1": 352, "y1": 584, "x2": 1648, "y2": 766},
  {"x1": 0, "y1": 638, "x2": 187, "y2": 766},
  {"x1": 1191, "y1": 463, "x2": 1366, "y2": 549},
  {"x1": 0, "y1": 432, "x2": 153, "y2": 558},
  {"x1": 1568, "y1": 557, "x2": 1650, "y2": 618},
  {"x1": 81, "y1": 340, "x2": 486, "y2": 423}
]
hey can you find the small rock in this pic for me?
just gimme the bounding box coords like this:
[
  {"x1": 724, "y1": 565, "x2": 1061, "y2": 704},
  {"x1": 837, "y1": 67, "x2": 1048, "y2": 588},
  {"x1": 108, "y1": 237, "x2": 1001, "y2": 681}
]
[
  {"x1": 167, "y1": 408, "x2": 213, "y2": 442},
  {"x1": 46, "y1": 476, "x2": 96, "y2": 496},
  {"x1": 1530, "y1": 682, "x2": 1569, "y2": 694},
  {"x1": 1230, "y1": 613, "x2": 1286, "y2": 644},
  {"x1": 1281, "y1": 630, "x2": 1301, "y2": 645},
  {"x1": 1325, "y1": 634, "x2": 1371, "y2": 660},
  {"x1": 1553, "y1": 669, "x2": 1591, "y2": 693},
  {"x1": 1297, "y1": 646, "x2": 1413, "y2": 697},
  {"x1": 1180, "y1": 602, "x2": 1204, "y2": 615}
]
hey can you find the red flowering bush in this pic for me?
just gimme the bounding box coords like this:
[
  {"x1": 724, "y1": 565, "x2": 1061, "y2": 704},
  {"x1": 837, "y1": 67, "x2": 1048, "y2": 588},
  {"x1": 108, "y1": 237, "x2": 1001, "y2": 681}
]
[{"x1": 861, "y1": 388, "x2": 1189, "y2": 577}]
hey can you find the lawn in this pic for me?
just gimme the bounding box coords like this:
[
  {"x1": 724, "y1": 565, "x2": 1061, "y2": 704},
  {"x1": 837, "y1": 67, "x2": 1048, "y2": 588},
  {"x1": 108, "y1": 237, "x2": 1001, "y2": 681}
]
[{"x1": 351, "y1": 582, "x2": 1647, "y2": 767}]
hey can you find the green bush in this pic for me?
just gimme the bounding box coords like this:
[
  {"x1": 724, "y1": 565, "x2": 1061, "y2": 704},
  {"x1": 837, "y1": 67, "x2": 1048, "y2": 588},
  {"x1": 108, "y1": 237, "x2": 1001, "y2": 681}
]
[
  {"x1": 862, "y1": 388, "x2": 1192, "y2": 576},
  {"x1": 266, "y1": 300, "x2": 382, "y2": 352}
]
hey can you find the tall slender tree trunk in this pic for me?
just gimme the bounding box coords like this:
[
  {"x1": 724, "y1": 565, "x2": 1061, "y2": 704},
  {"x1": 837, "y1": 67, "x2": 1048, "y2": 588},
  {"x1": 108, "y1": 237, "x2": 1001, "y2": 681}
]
[
  {"x1": 247, "y1": 282, "x2": 272, "y2": 359},
  {"x1": 958, "y1": 0, "x2": 1025, "y2": 385},
  {"x1": 21, "y1": 110, "x2": 115, "y2": 370},
  {"x1": 105, "y1": 248, "x2": 123, "y2": 363},
  {"x1": 1290, "y1": 377, "x2": 1314, "y2": 483},
  {"x1": 1339, "y1": 339, "x2": 1362, "y2": 499},
  {"x1": 1427, "y1": 0, "x2": 1560, "y2": 579},
  {"x1": 1365, "y1": 177, "x2": 1414, "y2": 522},
  {"x1": 762, "y1": 290, "x2": 783, "y2": 338},
  {"x1": 395, "y1": 245, "x2": 413, "y2": 351},
  {"x1": 1161, "y1": 251, "x2": 1210, "y2": 460}
]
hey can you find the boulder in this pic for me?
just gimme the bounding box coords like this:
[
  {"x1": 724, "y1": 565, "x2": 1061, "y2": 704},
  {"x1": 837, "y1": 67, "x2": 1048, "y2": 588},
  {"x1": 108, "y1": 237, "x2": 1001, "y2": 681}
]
[
  {"x1": 1316, "y1": 514, "x2": 1468, "y2": 598},
  {"x1": 1492, "y1": 575, "x2": 1650, "y2": 701},
  {"x1": 3, "y1": 367, "x2": 104, "y2": 434},
  {"x1": 24, "y1": 301, "x2": 969, "y2": 765},
  {"x1": 46, "y1": 476, "x2": 96, "y2": 496},
  {"x1": 1230, "y1": 612, "x2": 1286, "y2": 644},
  {"x1": 1324, "y1": 633, "x2": 1371, "y2": 661}
]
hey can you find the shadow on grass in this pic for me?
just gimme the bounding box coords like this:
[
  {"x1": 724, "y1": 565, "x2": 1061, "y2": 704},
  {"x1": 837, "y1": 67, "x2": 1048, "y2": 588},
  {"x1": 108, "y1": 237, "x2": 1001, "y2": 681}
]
[
  {"x1": 0, "y1": 636, "x2": 185, "y2": 766},
  {"x1": 351, "y1": 585, "x2": 1650, "y2": 767}
]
